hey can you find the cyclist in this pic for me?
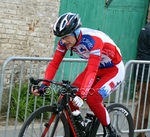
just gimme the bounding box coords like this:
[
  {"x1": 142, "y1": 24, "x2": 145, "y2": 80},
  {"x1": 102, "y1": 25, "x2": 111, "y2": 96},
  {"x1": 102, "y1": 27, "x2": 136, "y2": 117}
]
[{"x1": 32, "y1": 12, "x2": 125, "y2": 137}]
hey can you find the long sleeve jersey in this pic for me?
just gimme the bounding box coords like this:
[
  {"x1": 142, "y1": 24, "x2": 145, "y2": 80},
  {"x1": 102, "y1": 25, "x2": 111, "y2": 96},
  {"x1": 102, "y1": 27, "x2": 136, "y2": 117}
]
[{"x1": 43, "y1": 28, "x2": 122, "y2": 99}]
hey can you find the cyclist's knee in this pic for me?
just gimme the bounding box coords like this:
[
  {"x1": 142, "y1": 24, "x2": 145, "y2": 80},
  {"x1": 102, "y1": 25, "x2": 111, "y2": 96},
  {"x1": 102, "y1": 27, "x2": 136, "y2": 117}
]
[{"x1": 86, "y1": 90, "x2": 103, "y2": 105}]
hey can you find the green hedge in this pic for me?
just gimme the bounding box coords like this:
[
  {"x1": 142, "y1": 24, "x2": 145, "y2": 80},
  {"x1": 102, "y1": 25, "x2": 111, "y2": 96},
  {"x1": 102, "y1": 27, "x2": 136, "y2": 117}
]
[{"x1": 10, "y1": 83, "x2": 58, "y2": 121}]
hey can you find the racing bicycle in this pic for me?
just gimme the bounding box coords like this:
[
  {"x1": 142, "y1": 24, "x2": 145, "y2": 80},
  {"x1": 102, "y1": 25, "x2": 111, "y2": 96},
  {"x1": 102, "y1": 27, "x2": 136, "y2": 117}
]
[{"x1": 18, "y1": 77, "x2": 134, "y2": 137}]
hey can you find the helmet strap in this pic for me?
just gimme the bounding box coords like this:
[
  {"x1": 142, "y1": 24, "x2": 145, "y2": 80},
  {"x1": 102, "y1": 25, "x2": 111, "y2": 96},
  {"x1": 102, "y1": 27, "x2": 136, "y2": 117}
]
[{"x1": 73, "y1": 32, "x2": 78, "y2": 43}]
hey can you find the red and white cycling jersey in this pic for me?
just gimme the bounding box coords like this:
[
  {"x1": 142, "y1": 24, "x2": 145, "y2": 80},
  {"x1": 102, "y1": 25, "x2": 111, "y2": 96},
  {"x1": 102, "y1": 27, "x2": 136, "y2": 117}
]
[
  {"x1": 43, "y1": 28, "x2": 123, "y2": 99},
  {"x1": 57, "y1": 28, "x2": 122, "y2": 68}
]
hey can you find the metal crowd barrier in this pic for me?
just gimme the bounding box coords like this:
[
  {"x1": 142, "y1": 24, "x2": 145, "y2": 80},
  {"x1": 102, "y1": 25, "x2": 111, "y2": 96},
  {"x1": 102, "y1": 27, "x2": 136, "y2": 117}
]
[
  {"x1": 120, "y1": 60, "x2": 150, "y2": 136},
  {"x1": 0, "y1": 57, "x2": 150, "y2": 136}
]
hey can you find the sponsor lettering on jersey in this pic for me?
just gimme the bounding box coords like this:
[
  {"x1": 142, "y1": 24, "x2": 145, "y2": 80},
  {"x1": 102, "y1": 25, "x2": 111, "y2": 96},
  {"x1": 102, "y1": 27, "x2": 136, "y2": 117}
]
[{"x1": 80, "y1": 35, "x2": 95, "y2": 50}]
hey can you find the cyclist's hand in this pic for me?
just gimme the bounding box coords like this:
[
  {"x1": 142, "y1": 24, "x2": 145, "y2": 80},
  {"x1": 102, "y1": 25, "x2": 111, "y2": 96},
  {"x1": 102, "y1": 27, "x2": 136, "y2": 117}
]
[
  {"x1": 31, "y1": 84, "x2": 48, "y2": 96},
  {"x1": 31, "y1": 85, "x2": 39, "y2": 96},
  {"x1": 31, "y1": 88, "x2": 39, "y2": 96},
  {"x1": 72, "y1": 96, "x2": 83, "y2": 107}
]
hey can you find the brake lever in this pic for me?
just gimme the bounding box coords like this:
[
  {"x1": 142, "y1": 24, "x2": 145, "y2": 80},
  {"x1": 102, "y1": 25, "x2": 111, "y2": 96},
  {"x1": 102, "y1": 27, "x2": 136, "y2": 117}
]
[{"x1": 29, "y1": 77, "x2": 41, "y2": 85}]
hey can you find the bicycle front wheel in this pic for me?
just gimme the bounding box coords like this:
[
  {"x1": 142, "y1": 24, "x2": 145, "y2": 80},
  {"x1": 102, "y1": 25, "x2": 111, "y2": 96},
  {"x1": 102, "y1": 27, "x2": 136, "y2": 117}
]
[{"x1": 18, "y1": 105, "x2": 70, "y2": 137}]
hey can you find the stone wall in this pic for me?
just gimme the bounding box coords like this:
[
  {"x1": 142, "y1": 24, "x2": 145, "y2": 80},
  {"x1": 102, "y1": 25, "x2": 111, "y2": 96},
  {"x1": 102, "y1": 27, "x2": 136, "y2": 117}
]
[
  {"x1": 0, "y1": 0, "x2": 60, "y2": 113},
  {"x1": 0, "y1": 0, "x2": 60, "y2": 71}
]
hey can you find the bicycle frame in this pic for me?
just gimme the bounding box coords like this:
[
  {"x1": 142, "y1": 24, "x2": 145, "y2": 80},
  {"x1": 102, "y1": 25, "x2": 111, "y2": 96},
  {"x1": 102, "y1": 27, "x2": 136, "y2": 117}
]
[
  {"x1": 64, "y1": 109, "x2": 78, "y2": 137},
  {"x1": 39, "y1": 98, "x2": 81, "y2": 137},
  {"x1": 40, "y1": 103, "x2": 98, "y2": 137}
]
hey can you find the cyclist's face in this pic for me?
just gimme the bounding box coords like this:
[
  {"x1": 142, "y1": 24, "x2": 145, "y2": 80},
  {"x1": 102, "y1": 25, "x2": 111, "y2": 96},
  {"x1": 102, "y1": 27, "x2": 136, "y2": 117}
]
[{"x1": 61, "y1": 35, "x2": 76, "y2": 49}]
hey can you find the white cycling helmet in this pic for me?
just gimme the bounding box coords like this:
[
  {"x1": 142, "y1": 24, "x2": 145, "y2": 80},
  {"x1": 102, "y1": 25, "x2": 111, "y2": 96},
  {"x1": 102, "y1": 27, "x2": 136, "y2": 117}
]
[{"x1": 53, "y1": 12, "x2": 82, "y2": 37}]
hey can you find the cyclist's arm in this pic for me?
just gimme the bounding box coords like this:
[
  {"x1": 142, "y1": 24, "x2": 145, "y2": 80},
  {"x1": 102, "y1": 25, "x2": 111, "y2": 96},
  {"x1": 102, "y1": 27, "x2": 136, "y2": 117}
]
[
  {"x1": 79, "y1": 38, "x2": 103, "y2": 99},
  {"x1": 42, "y1": 43, "x2": 67, "y2": 85}
]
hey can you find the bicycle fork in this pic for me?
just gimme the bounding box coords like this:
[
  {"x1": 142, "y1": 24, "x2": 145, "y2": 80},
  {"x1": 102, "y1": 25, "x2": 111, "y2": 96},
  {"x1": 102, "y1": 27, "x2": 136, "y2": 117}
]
[
  {"x1": 41, "y1": 104, "x2": 64, "y2": 137},
  {"x1": 41, "y1": 113, "x2": 57, "y2": 137}
]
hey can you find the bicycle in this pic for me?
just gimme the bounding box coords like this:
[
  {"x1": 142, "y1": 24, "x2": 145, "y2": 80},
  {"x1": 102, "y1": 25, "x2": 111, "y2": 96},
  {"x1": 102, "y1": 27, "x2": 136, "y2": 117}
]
[{"x1": 18, "y1": 77, "x2": 134, "y2": 137}]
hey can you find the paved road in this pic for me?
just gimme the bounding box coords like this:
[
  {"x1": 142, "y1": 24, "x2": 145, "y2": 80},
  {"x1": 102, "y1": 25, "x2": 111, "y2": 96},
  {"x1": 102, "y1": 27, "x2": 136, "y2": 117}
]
[
  {"x1": 1, "y1": 125, "x2": 150, "y2": 137},
  {"x1": 0, "y1": 125, "x2": 20, "y2": 137}
]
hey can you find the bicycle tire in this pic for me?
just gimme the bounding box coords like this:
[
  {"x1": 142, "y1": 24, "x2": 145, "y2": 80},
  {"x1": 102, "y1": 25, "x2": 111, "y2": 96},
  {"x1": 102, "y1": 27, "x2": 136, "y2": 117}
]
[
  {"x1": 18, "y1": 105, "x2": 70, "y2": 137},
  {"x1": 90, "y1": 103, "x2": 134, "y2": 137}
]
